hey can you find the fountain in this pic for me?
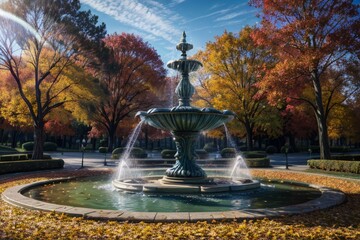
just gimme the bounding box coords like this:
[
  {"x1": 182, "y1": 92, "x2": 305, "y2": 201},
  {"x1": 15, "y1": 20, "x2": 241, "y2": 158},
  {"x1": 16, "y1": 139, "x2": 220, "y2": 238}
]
[
  {"x1": 112, "y1": 32, "x2": 260, "y2": 193},
  {"x1": 1, "y1": 32, "x2": 346, "y2": 222}
]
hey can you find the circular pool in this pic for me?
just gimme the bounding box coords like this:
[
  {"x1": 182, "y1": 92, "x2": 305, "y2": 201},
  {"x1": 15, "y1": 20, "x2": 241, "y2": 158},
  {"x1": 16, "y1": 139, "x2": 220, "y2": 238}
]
[{"x1": 2, "y1": 171, "x2": 346, "y2": 222}]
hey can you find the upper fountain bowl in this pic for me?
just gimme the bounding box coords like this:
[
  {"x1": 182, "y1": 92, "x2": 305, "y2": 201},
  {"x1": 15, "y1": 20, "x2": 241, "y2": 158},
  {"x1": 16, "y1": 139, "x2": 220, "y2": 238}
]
[
  {"x1": 136, "y1": 106, "x2": 234, "y2": 132},
  {"x1": 167, "y1": 59, "x2": 203, "y2": 73}
]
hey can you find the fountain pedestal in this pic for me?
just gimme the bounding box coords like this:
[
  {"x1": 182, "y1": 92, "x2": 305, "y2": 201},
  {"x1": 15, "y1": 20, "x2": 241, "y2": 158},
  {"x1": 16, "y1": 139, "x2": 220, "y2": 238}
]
[{"x1": 165, "y1": 131, "x2": 206, "y2": 178}]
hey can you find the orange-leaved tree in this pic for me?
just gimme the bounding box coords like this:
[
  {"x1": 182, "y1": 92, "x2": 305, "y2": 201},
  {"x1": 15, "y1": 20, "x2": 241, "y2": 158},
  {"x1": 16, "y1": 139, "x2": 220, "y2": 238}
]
[
  {"x1": 251, "y1": 0, "x2": 360, "y2": 159},
  {"x1": 0, "y1": 0, "x2": 105, "y2": 159},
  {"x1": 90, "y1": 33, "x2": 167, "y2": 151},
  {"x1": 194, "y1": 27, "x2": 281, "y2": 150}
]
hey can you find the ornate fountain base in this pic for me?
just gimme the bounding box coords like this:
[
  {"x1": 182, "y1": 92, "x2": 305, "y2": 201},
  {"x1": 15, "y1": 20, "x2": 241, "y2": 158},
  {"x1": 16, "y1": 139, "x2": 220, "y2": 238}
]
[
  {"x1": 112, "y1": 176, "x2": 260, "y2": 194},
  {"x1": 165, "y1": 131, "x2": 206, "y2": 178}
]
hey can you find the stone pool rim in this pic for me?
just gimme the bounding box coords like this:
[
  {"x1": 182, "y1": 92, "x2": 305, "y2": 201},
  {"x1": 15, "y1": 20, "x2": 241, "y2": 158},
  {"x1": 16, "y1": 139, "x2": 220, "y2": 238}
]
[{"x1": 1, "y1": 177, "x2": 346, "y2": 222}]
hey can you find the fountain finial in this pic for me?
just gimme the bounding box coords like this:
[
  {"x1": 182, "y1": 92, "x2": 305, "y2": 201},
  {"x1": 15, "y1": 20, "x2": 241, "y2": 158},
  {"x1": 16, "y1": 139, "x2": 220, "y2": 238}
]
[
  {"x1": 176, "y1": 31, "x2": 193, "y2": 59},
  {"x1": 181, "y1": 31, "x2": 186, "y2": 43}
]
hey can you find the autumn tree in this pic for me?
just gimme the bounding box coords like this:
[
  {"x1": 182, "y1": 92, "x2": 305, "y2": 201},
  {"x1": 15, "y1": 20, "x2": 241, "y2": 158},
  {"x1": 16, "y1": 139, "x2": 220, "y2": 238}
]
[
  {"x1": 90, "y1": 33, "x2": 166, "y2": 151},
  {"x1": 251, "y1": 0, "x2": 360, "y2": 159},
  {"x1": 195, "y1": 27, "x2": 281, "y2": 150},
  {"x1": 0, "y1": 0, "x2": 106, "y2": 159}
]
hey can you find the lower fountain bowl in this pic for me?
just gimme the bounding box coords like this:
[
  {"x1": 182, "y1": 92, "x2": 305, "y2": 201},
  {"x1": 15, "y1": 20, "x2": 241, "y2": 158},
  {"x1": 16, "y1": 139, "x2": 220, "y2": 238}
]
[{"x1": 112, "y1": 176, "x2": 260, "y2": 194}]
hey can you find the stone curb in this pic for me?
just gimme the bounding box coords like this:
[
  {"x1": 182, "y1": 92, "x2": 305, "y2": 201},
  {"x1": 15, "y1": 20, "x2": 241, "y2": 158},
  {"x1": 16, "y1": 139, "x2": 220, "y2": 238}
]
[{"x1": 1, "y1": 178, "x2": 346, "y2": 223}]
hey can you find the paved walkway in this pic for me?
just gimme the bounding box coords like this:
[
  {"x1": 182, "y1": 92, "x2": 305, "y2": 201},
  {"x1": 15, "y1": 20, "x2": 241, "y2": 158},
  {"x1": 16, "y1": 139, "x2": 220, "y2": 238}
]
[{"x1": 48, "y1": 151, "x2": 312, "y2": 171}]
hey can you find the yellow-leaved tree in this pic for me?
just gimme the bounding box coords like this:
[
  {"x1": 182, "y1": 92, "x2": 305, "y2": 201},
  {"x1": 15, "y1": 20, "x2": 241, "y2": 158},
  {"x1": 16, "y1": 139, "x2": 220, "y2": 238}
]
[
  {"x1": 194, "y1": 27, "x2": 282, "y2": 150},
  {"x1": 0, "y1": 0, "x2": 106, "y2": 158}
]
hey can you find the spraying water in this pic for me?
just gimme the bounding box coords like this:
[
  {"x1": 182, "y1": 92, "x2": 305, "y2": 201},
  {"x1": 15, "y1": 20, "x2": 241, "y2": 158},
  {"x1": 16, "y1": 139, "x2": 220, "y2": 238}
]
[
  {"x1": 223, "y1": 124, "x2": 252, "y2": 180},
  {"x1": 115, "y1": 121, "x2": 144, "y2": 180}
]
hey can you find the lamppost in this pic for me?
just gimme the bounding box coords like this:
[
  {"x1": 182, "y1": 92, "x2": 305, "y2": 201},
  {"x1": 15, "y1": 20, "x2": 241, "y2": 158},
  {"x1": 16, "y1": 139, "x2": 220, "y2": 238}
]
[
  {"x1": 284, "y1": 144, "x2": 289, "y2": 170},
  {"x1": 80, "y1": 139, "x2": 87, "y2": 168},
  {"x1": 103, "y1": 147, "x2": 108, "y2": 166}
]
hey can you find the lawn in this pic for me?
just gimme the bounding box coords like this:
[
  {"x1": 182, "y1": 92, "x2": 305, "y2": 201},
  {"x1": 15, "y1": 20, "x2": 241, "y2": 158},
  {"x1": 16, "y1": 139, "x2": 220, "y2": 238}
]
[{"x1": 0, "y1": 169, "x2": 359, "y2": 239}]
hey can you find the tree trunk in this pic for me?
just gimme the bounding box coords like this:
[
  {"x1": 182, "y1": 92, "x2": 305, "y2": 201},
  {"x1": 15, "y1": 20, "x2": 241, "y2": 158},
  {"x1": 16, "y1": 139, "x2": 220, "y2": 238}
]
[
  {"x1": 315, "y1": 113, "x2": 331, "y2": 159},
  {"x1": 32, "y1": 124, "x2": 45, "y2": 159},
  {"x1": 11, "y1": 130, "x2": 17, "y2": 148},
  {"x1": 108, "y1": 130, "x2": 115, "y2": 152},
  {"x1": 244, "y1": 121, "x2": 253, "y2": 150},
  {"x1": 312, "y1": 72, "x2": 331, "y2": 159}
]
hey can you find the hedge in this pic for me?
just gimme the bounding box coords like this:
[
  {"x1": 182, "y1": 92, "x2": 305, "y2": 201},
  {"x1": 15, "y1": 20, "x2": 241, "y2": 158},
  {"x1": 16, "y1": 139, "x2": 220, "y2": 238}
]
[
  {"x1": 265, "y1": 145, "x2": 277, "y2": 154},
  {"x1": 203, "y1": 143, "x2": 218, "y2": 153},
  {"x1": 245, "y1": 157, "x2": 270, "y2": 168},
  {"x1": 161, "y1": 149, "x2": 176, "y2": 159},
  {"x1": 22, "y1": 142, "x2": 58, "y2": 151},
  {"x1": 0, "y1": 154, "x2": 52, "y2": 161},
  {"x1": 161, "y1": 149, "x2": 209, "y2": 159},
  {"x1": 98, "y1": 147, "x2": 108, "y2": 153},
  {"x1": 221, "y1": 148, "x2": 236, "y2": 158},
  {"x1": 242, "y1": 151, "x2": 267, "y2": 158},
  {"x1": 112, "y1": 147, "x2": 147, "y2": 159},
  {"x1": 308, "y1": 159, "x2": 360, "y2": 174},
  {"x1": 0, "y1": 159, "x2": 64, "y2": 174}
]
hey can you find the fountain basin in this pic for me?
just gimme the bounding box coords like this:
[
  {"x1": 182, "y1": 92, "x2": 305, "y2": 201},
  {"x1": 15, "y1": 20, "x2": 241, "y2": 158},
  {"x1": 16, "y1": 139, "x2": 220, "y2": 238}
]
[
  {"x1": 167, "y1": 59, "x2": 203, "y2": 73},
  {"x1": 137, "y1": 107, "x2": 234, "y2": 132},
  {"x1": 2, "y1": 172, "x2": 346, "y2": 222},
  {"x1": 112, "y1": 176, "x2": 260, "y2": 193}
]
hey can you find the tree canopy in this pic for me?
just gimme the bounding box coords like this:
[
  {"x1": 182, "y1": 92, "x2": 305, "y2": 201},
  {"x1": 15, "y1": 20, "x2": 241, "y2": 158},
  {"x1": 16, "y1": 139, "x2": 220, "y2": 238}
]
[
  {"x1": 0, "y1": 0, "x2": 106, "y2": 158},
  {"x1": 195, "y1": 27, "x2": 282, "y2": 150},
  {"x1": 90, "y1": 33, "x2": 167, "y2": 151},
  {"x1": 251, "y1": 0, "x2": 360, "y2": 158}
]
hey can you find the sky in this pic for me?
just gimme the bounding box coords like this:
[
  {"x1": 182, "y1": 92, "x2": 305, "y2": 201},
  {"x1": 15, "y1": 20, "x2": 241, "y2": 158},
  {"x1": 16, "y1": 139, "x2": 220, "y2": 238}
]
[{"x1": 80, "y1": 0, "x2": 260, "y2": 65}]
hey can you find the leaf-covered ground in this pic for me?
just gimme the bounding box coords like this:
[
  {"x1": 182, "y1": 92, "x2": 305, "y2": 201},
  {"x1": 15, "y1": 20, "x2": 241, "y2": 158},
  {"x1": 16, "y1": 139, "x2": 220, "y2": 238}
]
[{"x1": 0, "y1": 169, "x2": 359, "y2": 239}]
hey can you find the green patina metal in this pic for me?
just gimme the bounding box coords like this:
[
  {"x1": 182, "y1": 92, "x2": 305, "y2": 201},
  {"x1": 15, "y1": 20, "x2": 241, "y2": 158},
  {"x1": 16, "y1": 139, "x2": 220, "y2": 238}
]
[{"x1": 137, "y1": 32, "x2": 234, "y2": 178}]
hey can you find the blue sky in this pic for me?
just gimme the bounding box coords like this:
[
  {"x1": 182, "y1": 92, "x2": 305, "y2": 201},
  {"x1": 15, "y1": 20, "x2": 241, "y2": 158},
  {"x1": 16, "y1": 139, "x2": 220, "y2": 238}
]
[{"x1": 81, "y1": 0, "x2": 259, "y2": 64}]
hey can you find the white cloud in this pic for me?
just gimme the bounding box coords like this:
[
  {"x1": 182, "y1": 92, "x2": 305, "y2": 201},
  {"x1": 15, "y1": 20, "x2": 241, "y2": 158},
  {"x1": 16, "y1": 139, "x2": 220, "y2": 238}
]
[
  {"x1": 215, "y1": 10, "x2": 257, "y2": 22},
  {"x1": 82, "y1": 0, "x2": 181, "y2": 44},
  {"x1": 169, "y1": 0, "x2": 186, "y2": 7}
]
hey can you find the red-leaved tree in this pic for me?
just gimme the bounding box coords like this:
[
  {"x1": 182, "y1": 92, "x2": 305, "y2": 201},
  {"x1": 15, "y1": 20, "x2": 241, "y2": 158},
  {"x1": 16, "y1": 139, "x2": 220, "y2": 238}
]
[{"x1": 251, "y1": 0, "x2": 360, "y2": 159}]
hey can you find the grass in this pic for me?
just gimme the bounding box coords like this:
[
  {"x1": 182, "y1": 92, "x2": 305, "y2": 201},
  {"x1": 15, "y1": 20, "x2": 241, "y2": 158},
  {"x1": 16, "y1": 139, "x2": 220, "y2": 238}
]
[{"x1": 305, "y1": 168, "x2": 360, "y2": 180}]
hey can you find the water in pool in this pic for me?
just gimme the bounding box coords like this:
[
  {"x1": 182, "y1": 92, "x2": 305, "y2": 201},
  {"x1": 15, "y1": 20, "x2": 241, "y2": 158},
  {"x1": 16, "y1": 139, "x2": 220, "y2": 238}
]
[{"x1": 24, "y1": 175, "x2": 321, "y2": 212}]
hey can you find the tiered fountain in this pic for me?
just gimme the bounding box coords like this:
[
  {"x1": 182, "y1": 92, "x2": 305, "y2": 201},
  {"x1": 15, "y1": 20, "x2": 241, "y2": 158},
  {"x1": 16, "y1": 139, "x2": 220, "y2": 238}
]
[{"x1": 112, "y1": 32, "x2": 260, "y2": 193}]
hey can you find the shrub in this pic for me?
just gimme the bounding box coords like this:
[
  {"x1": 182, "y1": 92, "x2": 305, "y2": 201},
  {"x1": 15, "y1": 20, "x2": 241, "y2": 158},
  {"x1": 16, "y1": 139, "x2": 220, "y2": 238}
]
[
  {"x1": 98, "y1": 147, "x2": 108, "y2": 153},
  {"x1": 265, "y1": 145, "x2": 277, "y2": 154},
  {"x1": 242, "y1": 151, "x2": 267, "y2": 158},
  {"x1": 22, "y1": 141, "x2": 57, "y2": 151},
  {"x1": 99, "y1": 139, "x2": 108, "y2": 147},
  {"x1": 196, "y1": 149, "x2": 209, "y2": 159},
  {"x1": 245, "y1": 157, "x2": 270, "y2": 168},
  {"x1": 308, "y1": 159, "x2": 360, "y2": 174},
  {"x1": 112, "y1": 147, "x2": 125, "y2": 155},
  {"x1": 203, "y1": 143, "x2": 218, "y2": 153},
  {"x1": 161, "y1": 149, "x2": 209, "y2": 159},
  {"x1": 22, "y1": 142, "x2": 34, "y2": 151},
  {"x1": 0, "y1": 154, "x2": 28, "y2": 161},
  {"x1": 161, "y1": 149, "x2": 176, "y2": 159},
  {"x1": 0, "y1": 159, "x2": 64, "y2": 174},
  {"x1": 44, "y1": 142, "x2": 57, "y2": 151},
  {"x1": 221, "y1": 148, "x2": 236, "y2": 158},
  {"x1": 112, "y1": 147, "x2": 147, "y2": 159},
  {"x1": 0, "y1": 154, "x2": 52, "y2": 161}
]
